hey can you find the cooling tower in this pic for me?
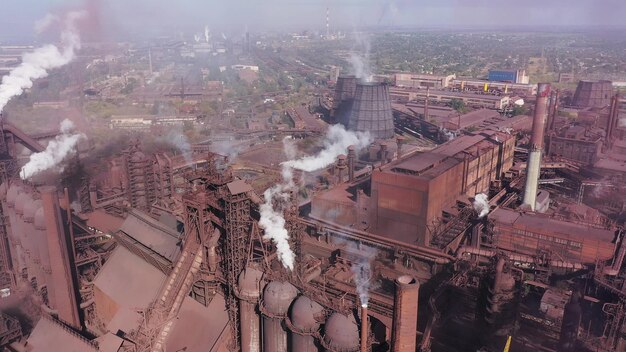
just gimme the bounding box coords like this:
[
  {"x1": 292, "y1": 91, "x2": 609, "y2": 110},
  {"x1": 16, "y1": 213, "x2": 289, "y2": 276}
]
[
  {"x1": 331, "y1": 75, "x2": 357, "y2": 125},
  {"x1": 572, "y1": 80, "x2": 613, "y2": 108},
  {"x1": 348, "y1": 82, "x2": 395, "y2": 139}
]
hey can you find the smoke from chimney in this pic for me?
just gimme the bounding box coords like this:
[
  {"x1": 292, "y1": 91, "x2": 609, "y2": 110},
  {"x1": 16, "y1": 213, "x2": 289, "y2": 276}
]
[
  {"x1": 0, "y1": 11, "x2": 85, "y2": 113},
  {"x1": 20, "y1": 119, "x2": 86, "y2": 180},
  {"x1": 473, "y1": 193, "x2": 490, "y2": 218},
  {"x1": 259, "y1": 125, "x2": 371, "y2": 270}
]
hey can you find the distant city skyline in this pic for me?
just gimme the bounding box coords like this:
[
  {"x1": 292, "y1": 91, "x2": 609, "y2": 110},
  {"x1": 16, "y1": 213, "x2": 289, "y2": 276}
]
[{"x1": 1, "y1": 0, "x2": 626, "y2": 42}]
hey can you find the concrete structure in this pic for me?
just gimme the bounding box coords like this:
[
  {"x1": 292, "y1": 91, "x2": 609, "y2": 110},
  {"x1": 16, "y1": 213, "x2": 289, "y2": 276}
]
[
  {"x1": 348, "y1": 82, "x2": 395, "y2": 139},
  {"x1": 391, "y1": 87, "x2": 511, "y2": 109},
  {"x1": 392, "y1": 276, "x2": 419, "y2": 352},
  {"x1": 572, "y1": 80, "x2": 613, "y2": 108},
  {"x1": 522, "y1": 83, "x2": 550, "y2": 211},
  {"x1": 546, "y1": 126, "x2": 603, "y2": 165}
]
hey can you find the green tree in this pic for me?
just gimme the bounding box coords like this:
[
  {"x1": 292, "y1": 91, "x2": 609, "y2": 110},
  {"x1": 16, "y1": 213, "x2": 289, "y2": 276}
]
[
  {"x1": 447, "y1": 98, "x2": 465, "y2": 112},
  {"x1": 512, "y1": 105, "x2": 528, "y2": 116}
]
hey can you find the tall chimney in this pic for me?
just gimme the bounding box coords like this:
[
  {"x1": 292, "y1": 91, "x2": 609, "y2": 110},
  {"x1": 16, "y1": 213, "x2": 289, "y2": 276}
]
[
  {"x1": 424, "y1": 87, "x2": 430, "y2": 120},
  {"x1": 522, "y1": 83, "x2": 551, "y2": 211},
  {"x1": 607, "y1": 94, "x2": 620, "y2": 148},
  {"x1": 396, "y1": 136, "x2": 405, "y2": 159},
  {"x1": 392, "y1": 275, "x2": 419, "y2": 352},
  {"x1": 546, "y1": 91, "x2": 556, "y2": 133},
  {"x1": 348, "y1": 145, "x2": 356, "y2": 182},
  {"x1": 380, "y1": 143, "x2": 388, "y2": 165},
  {"x1": 549, "y1": 89, "x2": 560, "y2": 132},
  {"x1": 360, "y1": 304, "x2": 368, "y2": 352},
  {"x1": 336, "y1": 154, "x2": 347, "y2": 184}
]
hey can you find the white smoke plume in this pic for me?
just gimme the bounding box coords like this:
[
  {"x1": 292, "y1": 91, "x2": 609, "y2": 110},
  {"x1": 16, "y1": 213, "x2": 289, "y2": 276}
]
[
  {"x1": 0, "y1": 11, "x2": 85, "y2": 113},
  {"x1": 259, "y1": 125, "x2": 372, "y2": 270},
  {"x1": 348, "y1": 32, "x2": 373, "y2": 82},
  {"x1": 204, "y1": 25, "x2": 210, "y2": 43},
  {"x1": 442, "y1": 128, "x2": 456, "y2": 141},
  {"x1": 351, "y1": 244, "x2": 377, "y2": 307},
  {"x1": 473, "y1": 193, "x2": 490, "y2": 218},
  {"x1": 282, "y1": 125, "x2": 371, "y2": 172},
  {"x1": 20, "y1": 119, "x2": 86, "y2": 180}
]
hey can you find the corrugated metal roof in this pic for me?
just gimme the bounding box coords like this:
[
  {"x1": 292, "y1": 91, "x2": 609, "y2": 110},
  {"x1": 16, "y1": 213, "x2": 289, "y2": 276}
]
[
  {"x1": 227, "y1": 179, "x2": 253, "y2": 195},
  {"x1": 165, "y1": 295, "x2": 230, "y2": 352},
  {"x1": 119, "y1": 209, "x2": 180, "y2": 261},
  {"x1": 27, "y1": 317, "x2": 97, "y2": 352},
  {"x1": 93, "y1": 246, "x2": 166, "y2": 332}
]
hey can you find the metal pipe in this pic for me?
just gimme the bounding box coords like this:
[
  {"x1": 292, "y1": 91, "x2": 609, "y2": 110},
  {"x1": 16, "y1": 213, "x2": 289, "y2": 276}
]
[
  {"x1": 522, "y1": 83, "x2": 551, "y2": 211},
  {"x1": 392, "y1": 275, "x2": 419, "y2": 352},
  {"x1": 360, "y1": 304, "x2": 368, "y2": 352},
  {"x1": 348, "y1": 145, "x2": 356, "y2": 182}
]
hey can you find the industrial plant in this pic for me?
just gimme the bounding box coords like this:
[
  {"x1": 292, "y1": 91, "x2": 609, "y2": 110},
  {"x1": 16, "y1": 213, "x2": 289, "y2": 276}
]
[{"x1": 0, "y1": 2, "x2": 626, "y2": 352}]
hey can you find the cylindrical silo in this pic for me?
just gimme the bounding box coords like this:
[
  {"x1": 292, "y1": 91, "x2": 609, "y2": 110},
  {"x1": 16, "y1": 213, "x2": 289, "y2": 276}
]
[
  {"x1": 238, "y1": 268, "x2": 263, "y2": 352},
  {"x1": 348, "y1": 82, "x2": 395, "y2": 139},
  {"x1": 261, "y1": 281, "x2": 298, "y2": 352},
  {"x1": 392, "y1": 275, "x2": 419, "y2": 352},
  {"x1": 323, "y1": 312, "x2": 360, "y2": 352},
  {"x1": 288, "y1": 295, "x2": 324, "y2": 352}
]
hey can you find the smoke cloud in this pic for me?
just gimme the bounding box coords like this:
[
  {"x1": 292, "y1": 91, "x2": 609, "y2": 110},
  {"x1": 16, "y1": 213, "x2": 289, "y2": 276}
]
[
  {"x1": 282, "y1": 125, "x2": 371, "y2": 171},
  {"x1": 0, "y1": 11, "x2": 86, "y2": 113},
  {"x1": 259, "y1": 125, "x2": 372, "y2": 270},
  {"x1": 163, "y1": 130, "x2": 192, "y2": 164},
  {"x1": 473, "y1": 193, "x2": 490, "y2": 218},
  {"x1": 348, "y1": 32, "x2": 373, "y2": 82},
  {"x1": 351, "y1": 244, "x2": 377, "y2": 307},
  {"x1": 20, "y1": 119, "x2": 86, "y2": 180}
]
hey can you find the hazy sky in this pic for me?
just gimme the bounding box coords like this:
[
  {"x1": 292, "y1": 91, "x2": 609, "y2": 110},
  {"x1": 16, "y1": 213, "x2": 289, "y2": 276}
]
[{"x1": 2, "y1": 0, "x2": 626, "y2": 41}]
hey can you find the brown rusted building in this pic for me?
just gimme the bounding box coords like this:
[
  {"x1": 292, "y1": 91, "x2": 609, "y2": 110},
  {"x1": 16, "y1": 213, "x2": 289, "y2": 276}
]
[
  {"x1": 490, "y1": 208, "x2": 615, "y2": 264},
  {"x1": 546, "y1": 125, "x2": 604, "y2": 165},
  {"x1": 370, "y1": 131, "x2": 515, "y2": 245}
]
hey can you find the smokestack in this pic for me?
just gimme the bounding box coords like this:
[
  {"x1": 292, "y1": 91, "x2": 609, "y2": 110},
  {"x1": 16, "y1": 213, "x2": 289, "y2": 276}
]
[
  {"x1": 396, "y1": 136, "x2": 405, "y2": 159},
  {"x1": 336, "y1": 154, "x2": 347, "y2": 184},
  {"x1": 424, "y1": 87, "x2": 430, "y2": 120},
  {"x1": 548, "y1": 89, "x2": 560, "y2": 132},
  {"x1": 392, "y1": 275, "x2": 419, "y2": 352},
  {"x1": 607, "y1": 94, "x2": 620, "y2": 148},
  {"x1": 348, "y1": 145, "x2": 356, "y2": 182},
  {"x1": 360, "y1": 304, "x2": 368, "y2": 352},
  {"x1": 546, "y1": 91, "x2": 556, "y2": 133},
  {"x1": 380, "y1": 143, "x2": 388, "y2": 165},
  {"x1": 522, "y1": 83, "x2": 551, "y2": 211}
]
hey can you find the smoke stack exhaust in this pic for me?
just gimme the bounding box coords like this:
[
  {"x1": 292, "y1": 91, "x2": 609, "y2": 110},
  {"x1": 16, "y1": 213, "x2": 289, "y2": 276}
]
[
  {"x1": 522, "y1": 83, "x2": 551, "y2": 211},
  {"x1": 360, "y1": 304, "x2": 368, "y2": 352}
]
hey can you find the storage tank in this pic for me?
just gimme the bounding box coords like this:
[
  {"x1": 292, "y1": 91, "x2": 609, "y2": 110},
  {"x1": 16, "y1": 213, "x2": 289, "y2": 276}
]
[
  {"x1": 288, "y1": 295, "x2": 324, "y2": 351},
  {"x1": 261, "y1": 281, "x2": 298, "y2": 352},
  {"x1": 238, "y1": 268, "x2": 264, "y2": 352},
  {"x1": 348, "y1": 82, "x2": 395, "y2": 139},
  {"x1": 323, "y1": 312, "x2": 359, "y2": 352}
]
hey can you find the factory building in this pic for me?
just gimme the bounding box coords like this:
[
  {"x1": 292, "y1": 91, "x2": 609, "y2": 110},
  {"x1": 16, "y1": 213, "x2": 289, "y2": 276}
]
[
  {"x1": 370, "y1": 131, "x2": 515, "y2": 245},
  {"x1": 546, "y1": 125, "x2": 604, "y2": 165},
  {"x1": 450, "y1": 79, "x2": 537, "y2": 96},
  {"x1": 488, "y1": 69, "x2": 530, "y2": 84},
  {"x1": 391, "y1": 87, "x2": 511, "y2": 109},
  {"x1": 394, "y1": 73, "x2": 456, "y2": 89}
]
